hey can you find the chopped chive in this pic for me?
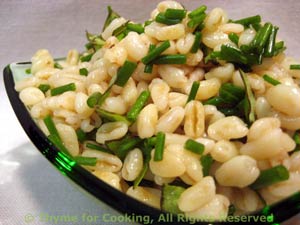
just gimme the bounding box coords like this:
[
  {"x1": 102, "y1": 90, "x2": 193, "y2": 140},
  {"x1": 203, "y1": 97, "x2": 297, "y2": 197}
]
[
  {"x1": 188, "y1": 5, "x2": 207, "y2": 19},
  {"x1": 233, "y1": 15, "x2": 261, "y2": 27},
  {"x1": 79, "y1": 68, "x2": 89, "y2": 76},
  {"x1": 219, "y1": 88, "x2": 240, "y2": 104},
  {"x1": 114, "y1": 25, "x2": 130, "y2": 40},
  {"x1": 85, "y1": 31, "x2": 96, "y2": 42},
  {"x1": 221, "y1": 83, "x2": 246, "y2": 99},
  {"x1": 263, "y1": 74, "x2": 281, "y2": 86},
  {"x1": 80, "y1": 53, "x2": 94, "y2": 62},
  {"x1": 38, "y1": 84, "x2": 51, "y2": 93},
  {"x1": 164, "y1": 8, "x2": 186, "y2": 20},
  {"x1": 144, "y1": 20, "x2": 153, "y2": 26},
  {"x1": 44, "y1": 118, "x2": 73, "y2": 156},
  {"x1": 145, "y1": 44, "x2": 155, "y2": 57},
  {"x1": 142, "y1": 40, "x2": 170, "y2": 65},
  {"x1": 48, "y1": 134, "x2": 70, "y2": 155},
  {"x1": 251, "y1": 23, "x2": 262, "y2": 32},
  {"x1": 256, "y1": 23, "x2": 273, "y2": 53},
  {"x1": 103, "y1": 6, "x2": 120, "y2": 31},
  {"x1": 245, "y1": 51, "x2": 262, "y2": 67},
  {"x1": 290, "y1": 64, "x2": 300, "y2": 70},
  {"x1": 184, "y1": 139, "x2": 205, "y2": 155},
  {"x1": 43, "y1": 115, "x2": 60, "y2": 139},
  {"x1": 145, "y1": 136, "x2": 157, "y2": 148},
  {"x1": 219, "y1": 83, "x2": 245, "y2": 104},
  {"x1": 273, "y1": 41, "x2": 286, "y2": 56},
  {"x1": 144, "y1": 64, "x2": 153, "y2": 73},
  {"x1": 257, "y1": 52, "x2": 264, "y2": 65},
  {"x1": 274, "y1": 41, "x2": 285, "y2": 51},
  {"x1": 144, "y1": 44, "x2": 156, "y2": 73},
  {"x1": 73, "y1": 156, "x2": 97, "y2": 166},
  {"x1": 87, "y1": 92, "x2": 102, "y2": 108},
  {"x1": 161, "y1": 185, "x2": 186, "y2": 214},
  {"x1": 106, "y1": 136, "x2": 142, "y2": 159},
  {"x1": 205, "y1": 82, "x2": 246, "y2": 119},
  {"x1": 251, "y1": 22, "x2": 273, "y2": 53},
  {"x1": 200, "y1": 154, "x2": 213, "y2": 177},
  {"x1": 85, "y1": 31, "x2": 99, "y2": 41},
  {"x1": 204, "y1": 83, "x2": 245, "y2": 108},
  {"x1": 114, "y1": 60, "x2": 137, "y2": 87},
  {"x1": 228, "y1": 32, "x2": 239, "y2": 46},
  {"x1": 85, "y1": 42, "x2": 94, "y2": 50},
  {"x1": 292, "y1": 147, "x2": 300, "y2": 154},
  {"x1": 239, "y1": 69, "x2": 256, "y2": 124},
  {"x1": 134, "y1": 153, "x2": 151, "y2": 187},
  {"x1": 127, "y1": 23, "x2": 144, "y2": 34},
  {"x1": 127, "y1": 90, "x2": 150, "y2": 122},
  {"x1": 264, "y1": 26, "x2": 278, "y2": 57},
  {"x1": 195, "y1": 23, "x2": 205, "y2": 32},
  {"x1": 190, "y1": 32, "x2": 202, "y2": 53},
  {"x1": 54, "y1": 62, "x2": 63, "y2": 69},
  {"x1": 96, "y1": 109, "x2": 131, "y2": 125},
  {"x1": 155, "y1": 13, "x2": 182, "y2": 25},
  {"x1": 154, "y1": 132, "x2": 165, "y2": 161},
  {"x1": 187, "y1": 13, "x2": 206, "y2": 28},
  {"x1": 85, "y1": 31, "x2": 100, "y2": 43},
  {"x1": 152, "y1": 54, "x2": 187, "y2": 64},
  {"x1": 204, "y1": 51, "x2": 221, "y2": 63},
  {"x1": 76, "y1": 128, "x2": 86, "y2": 143},
  {"x1": 203, "y1": 96, "x2": 227, "y2": 106},
  {"x1": 112, "y1": 21, "x2": 128, "y2": 37},
  {"x1": 219, "y1": 108, "x2": 240, "y2": 116},
  {"x1": 186, "y1": 81, "x2": 200, "y2": 103},
  {"x1": 293, "y1": 131, "x2": 300, "y2": 145},
  {"x1": 50, "y1": 83, "x2": 76, "y2": 96},
  {"x1": 116, "y1": 32, "x2": 126, "y2": 41},
  {"x1": 25, "y1": 68, "x2": 31, "y2": 74},
  {"x1": 86, "y1": 142, "x2": 112, "y2": 154},
  {"x1": 84, "y1": 129, "x2": 97, "y2": 141},
  {"x1": 148, "y1": 43, "x2": 156, "y2": 51},
  {"x1": 250, "y1": 25, "x2": 265, "y2": 48},
  {"x1": 85, "y1": 31, "x2": 105, "y2": 50},
  {"x1": 90, "y1": 37, "x2": 105, "y2": 50},
  {"x1": 97, "y1": 86, "x2": 112, "y2": 107},
  {"x1": 251, "y1": 165, "x2": 289, "y2": 190},
  {"x1": 219, "y1": 44, "x2": 248, "y2": 65}
]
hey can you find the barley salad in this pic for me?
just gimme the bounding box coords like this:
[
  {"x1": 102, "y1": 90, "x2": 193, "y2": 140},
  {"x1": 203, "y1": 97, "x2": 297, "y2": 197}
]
[{"x1": 15, "y1": 0, "x2": 300, "y2": 220}]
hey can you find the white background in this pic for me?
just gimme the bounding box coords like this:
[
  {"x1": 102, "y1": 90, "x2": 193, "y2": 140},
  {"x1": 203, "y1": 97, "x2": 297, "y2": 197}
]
[{"x1": 0, "y1": 1, "x2": 300, "y2": 224}]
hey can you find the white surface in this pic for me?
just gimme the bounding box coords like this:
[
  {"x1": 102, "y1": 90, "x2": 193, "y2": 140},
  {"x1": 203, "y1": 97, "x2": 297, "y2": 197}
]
[{"x1": 1, "y1": 1, "x2": 300, "y2": 225}]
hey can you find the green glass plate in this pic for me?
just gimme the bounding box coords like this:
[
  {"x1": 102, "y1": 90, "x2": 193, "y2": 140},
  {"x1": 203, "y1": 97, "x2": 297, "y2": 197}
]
[{"x1": 4, "y1": 62, "x2": 300, "y2": 225}]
